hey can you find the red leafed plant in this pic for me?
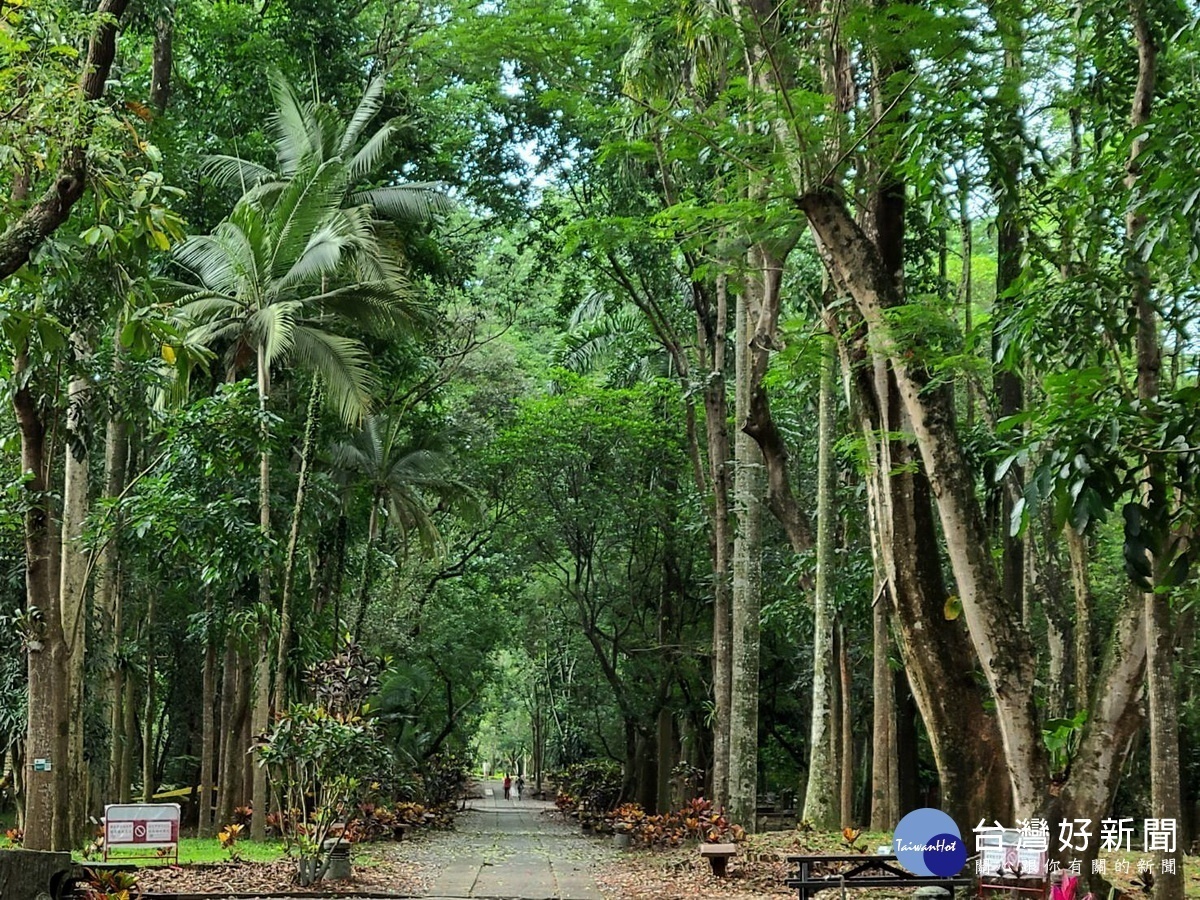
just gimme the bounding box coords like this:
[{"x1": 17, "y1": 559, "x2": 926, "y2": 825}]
[{"x1": 603, "y1": 798, "x2": 745, "y2": 849}]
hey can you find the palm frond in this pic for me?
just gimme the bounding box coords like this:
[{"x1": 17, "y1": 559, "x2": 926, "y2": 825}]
[
  {"x1": 347, "y1": 120, "x2": 398, "y2": 182},
  {"x1": 253, "y1": 301, "x2": 299, "y2": 369},
  {"x1": 558, "y1": 306, "x2": 649, "y2": 374},
  {"x1": 568, "y1": 290, "x2": 610, "y2": 328},
  {"x1": 176, "y1": 294, "x2": 244, "y2": 324},
  {"x1": 266, "y1": 159, "x2": 351, "y2": 284},
  {"x1": 340, "y1": 73, "x2": 388, "y2": 157},
  {"x1": 199, "y1": 155, "x2": 276, "y2": 192},
  {"x1": 172, "y1": 225, "x2": 259, "y2": 299},
  {"x1": 351, "y1": 183, "x2": 452, "y2": 223},
  {"x1": 290, "y1": 327, "x2": 374, "y2": 425},
  {"x1": 308, "y1": 280, "x2": 427, "y2": 336},
  {"x1": 275, "y1": 215, "x2": 366, "y2": 293},
  {"x1": 268, "y1": 67, "x2": 316, "y2": 177}
]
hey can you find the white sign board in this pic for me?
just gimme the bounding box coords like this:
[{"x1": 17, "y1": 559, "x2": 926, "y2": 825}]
[{"x1": 104, "y1": 803, "x2": 180, "y2": 860}]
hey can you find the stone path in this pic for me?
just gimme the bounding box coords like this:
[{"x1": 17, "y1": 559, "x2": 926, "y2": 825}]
[{"x1": 422, "y1": 779, "x2": 606, "y2": 900}]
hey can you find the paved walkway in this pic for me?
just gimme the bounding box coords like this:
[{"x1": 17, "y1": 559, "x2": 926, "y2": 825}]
[{"x1": 423, "y1": 779, "x2": 606, "y2": 900}]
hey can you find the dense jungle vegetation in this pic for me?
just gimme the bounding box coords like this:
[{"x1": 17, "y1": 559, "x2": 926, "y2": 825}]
[{"x1": 1, "y1": 1, "x2": 1199, "y2": 897}]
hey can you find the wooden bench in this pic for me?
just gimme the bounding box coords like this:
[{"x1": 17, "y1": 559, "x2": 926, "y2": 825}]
[
  {"x1": 701, "y1": 842, "x2": 738, "y2": 876},
  {"x1": 787, "y1": 853, "x2": 973, "y2": 900}
]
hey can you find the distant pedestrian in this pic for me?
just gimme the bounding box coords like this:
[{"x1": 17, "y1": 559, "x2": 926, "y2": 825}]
[
  {"x1": 503, "y1": 773, "x2": 512, "y2": 800},
  {"x1": 516, "y1": 775, "x2": 524, "y2": 801}
]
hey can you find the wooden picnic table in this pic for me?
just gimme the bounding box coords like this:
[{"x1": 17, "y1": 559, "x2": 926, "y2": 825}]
[{"x1": 786, "y1": 853, "x2": 974, "y2": 900}]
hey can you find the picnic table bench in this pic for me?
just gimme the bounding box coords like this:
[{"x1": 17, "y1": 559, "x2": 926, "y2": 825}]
[{"x1": 786, "y1": 853, "x2": 973, "y2": 900}]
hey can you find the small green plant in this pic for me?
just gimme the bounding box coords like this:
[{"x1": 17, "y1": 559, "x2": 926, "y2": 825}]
[
  {"x1": 81, "y1": 867, "x2": 141, "y2": 900},
  {"x1": 841, "y1": 827, "x2": 868, "y2": 853},
  {"x1": 1043, "y1": 710, "x2": 1088, "y2": 779},
  {"x1": 218, "y1": 822, "x2": 244, "y2": 862}
]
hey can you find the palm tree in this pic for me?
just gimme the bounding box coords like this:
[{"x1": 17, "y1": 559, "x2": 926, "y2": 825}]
[
  {"x1": 330, "y1": 414, "x2": 474, "y2": 641},
  {"x1": 176, "y1": 69, "x2": 448, "y2": 839},
  {"x1": 202, "y1": 69, "x2": 452, "y2": 726},
  {"x1": 170, "y1": 155, "x2": 418, "y2": 839},
  {"x1": 202, "y1": 68, "x2": 450, "y2": 223}
]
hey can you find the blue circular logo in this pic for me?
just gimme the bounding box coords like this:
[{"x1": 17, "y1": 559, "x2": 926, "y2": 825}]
[{"x1": 893, "y1": 809, "x2": 965, "y2": 877}]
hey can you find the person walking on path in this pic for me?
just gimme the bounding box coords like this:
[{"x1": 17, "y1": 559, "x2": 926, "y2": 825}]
[
  {"x1": 503, "y1": 773, "x2": 512, "y2": 800},
  {"x1": 516, "y1": 775, "x2": 524, "y2": 801}
]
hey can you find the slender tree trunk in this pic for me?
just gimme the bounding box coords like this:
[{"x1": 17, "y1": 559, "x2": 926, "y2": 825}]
[
  {"x1": 729, "y1": 251, "x2": 764, "y2": 831},
  {"x1": 120, "y1": 673, "x2": 135, "y2": 804},
  {"x1": 838, "y1": 621, "x2": 853, "y2": 825},
  {"x1": 1124, "y1": 4, "x2": 1180, "y2": 893},
  {"x1": 198, "y1": 590, "x2": 217, "y2": 837},
  {"x1": 251, "y1": 344, "x2": 272, "y2": 840},
  {"x1": 108, "y1": 656, "x2": 125, "y2": 802},
  {"x1": 216, "y1": 638, "x2": 240, "y2": 828},
  {"x1": 705, "y1": 273, "x2": 734, "y2": 812},
  {"x1": 98, "y1": 400, "x2": 128, "y2": 804},
  {"x1": 656, "y1": 708, "x2": 672, "y2": 815},
  {"x1": 149, "y1": 0, "x2": 174, "y2": 114},
  {"x1": 60, "y1": 335, "x2": 92, "y2": 843},
  {"x1": 250, "y1": 625, "x2": 270, "y2": 839},
  {"x1": 275, "y1": 381, "x2": 321, "y2": 716},
  {"x1": 353, "y1": 502, "x2": 380, "y2": 641},
  {"x1": 870, "y1": 594, "x2": 897, "y2": 830},
  {"x1": 957, "y1": 170, "x2": 975, "y2": 427},
  {"x1": 141, "y1": 595, "x2": 157, "y2": 803},
  {"x1": 1064, "y1": 525, "x2": 1092, "y2": 712},
  {"x1": 987, "y1": 0, "x2": 1026, "y2": 622},
  {"x1": 803, "y1": 340, "x2": 838, "y2": 827}
]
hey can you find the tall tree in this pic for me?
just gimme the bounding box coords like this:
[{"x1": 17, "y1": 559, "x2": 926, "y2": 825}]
[{"x1": 171, "y1": 154, "x2": 413, "y2": 837}]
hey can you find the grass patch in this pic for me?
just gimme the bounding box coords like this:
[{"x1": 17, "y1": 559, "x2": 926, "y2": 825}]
[{"x1": 74, "y1": 837, "x2": 288, "y2": 866}]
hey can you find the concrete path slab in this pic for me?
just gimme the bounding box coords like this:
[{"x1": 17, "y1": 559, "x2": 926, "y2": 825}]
[{"x1": 423, "y1": 779, "x2": 605, "y2": 899}]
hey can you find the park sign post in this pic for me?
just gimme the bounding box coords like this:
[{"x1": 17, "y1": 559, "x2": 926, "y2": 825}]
[{"x1": 103, "y1": 803, "x2": 181, "y2": 863}]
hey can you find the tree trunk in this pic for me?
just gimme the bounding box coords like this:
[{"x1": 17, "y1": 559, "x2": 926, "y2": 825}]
[
  {"x1": 1122, "y1": 1, "x2": 1181, "y2": 894},
  {"x1": 1056, "y1": 592, "x2": 1146, "y2": 892},
  {"x1": 803, "y1": 341, "x2": 838, "y2": 828},
  {"x1": 119, "y1": 673, "x2": 135, "y2": 803},
  {"x1": 870, "y1": 595, "x2": 897, "y2": 830},
  {"x1": 834, "y1": 325, "x2": 1010, "y2": 830},
  {"x1": 803, "y1": 189, "x2": 1048, "y2": 816},
  {"x1": 1064, "y1": 525, "x2": 1092, "y2": 712},
  {"x1": 59, "y1": 335, "x2": 92, "y2": 843},
  {"x1": 729, "y1": 250, "x2": 764, "y2": 831},
  {"x1": 216, "y1": 638, "x2": 241, "y2": 828},
  {"x1": 656, "y1": 708, "x2": 673, "y2": 815},
  {"x1": 198, "y1": 590, "x2": 217, "y2": 837},
  {"x1": 838, "y1": 621, "x2": 853, "y2": 826},
  {"x1": 16, "y1": 350, "x2": 70, "y2": 851},
  {"x1": 705, "y1": 275, "x2": 734, "y2": 813},
  {"x1": 275, "y1": 381, "x2": 321, "y2": 716},
  {"x1": 141, "y1": 595, "x2": 157, "y2": 803},
  {"x1": 250, "y1": 626, "x2": 271, "y2": 840},
  {"x1": 987, "y1": 0, "x2": 1026, "y2": 624},
  {"x1": 97, "y1": 400, "x2": 128, "y2": 805},
  {"x1": 251, "y1": 344, "x2": 272, "y2": 840},
  {"x1": 352, "y1": 502, "x2": 380, "y2": 641},
  {"x1": 149, "y1": 0, "x2": 175, "y2": 114}
]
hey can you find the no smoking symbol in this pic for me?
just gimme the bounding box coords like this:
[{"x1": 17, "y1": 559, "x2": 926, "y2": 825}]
[{"x1": 134, "y1": 824, "x2": 146, "y2": 839}]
